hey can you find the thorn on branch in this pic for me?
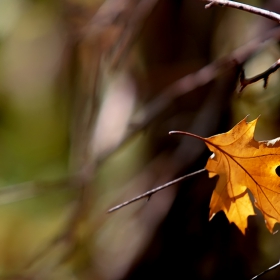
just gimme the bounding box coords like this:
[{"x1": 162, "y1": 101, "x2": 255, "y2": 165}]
[
  {"x1": 146, "y1": 195, "x2": 152, "y2": 202},
  {"x1": 239, "y1": 59, "x2": 280, "y2": 92}
]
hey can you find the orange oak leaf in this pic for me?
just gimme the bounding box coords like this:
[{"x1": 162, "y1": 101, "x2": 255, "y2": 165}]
[{"x1": 172, "y1": 117, "x2": 280, "y2": 234}]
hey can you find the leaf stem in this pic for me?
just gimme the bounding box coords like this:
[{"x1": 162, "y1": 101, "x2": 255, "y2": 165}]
[
  {"x1": 169, "y1": 130, "x2": 214, "y2": 147},
  {"x1": 169, "y1": 131, "x2": 206, "y2": 141}
]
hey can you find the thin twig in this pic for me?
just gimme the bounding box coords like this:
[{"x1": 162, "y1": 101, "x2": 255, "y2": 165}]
[
  {"x1": 203, "y1": 1, "x2": 280, "y2": 91},
  {"x1": 239, "y1": 59, "x2": 280, "y2": 91},
  {"x1": 203, "y1": 0, "x2": 280, "y2": 23},
  {"x1": 107, "y1": 168, "x2": 206, "y2": 213},
  {"x1": 251, "y1": 260, "x2": 280, "y2": 280}
]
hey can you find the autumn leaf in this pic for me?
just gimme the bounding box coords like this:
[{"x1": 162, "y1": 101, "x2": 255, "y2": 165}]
[{"x1": 172, "y1": 117, "x2": 280, "y2": 234}]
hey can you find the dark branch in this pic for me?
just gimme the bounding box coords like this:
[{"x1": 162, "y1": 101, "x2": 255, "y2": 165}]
[
  {"x1": 203, "y1": 0, "x2": 280, "y2": 23},
  {"x1": 107, "y1": 168, "x2": 206, "y2": 213},
  {"x1": 239, "y1": 59, "x2": 280, "y2": 92},
  {"x1": 251, "y1": 260, "x2": 280, "y2": 280}
]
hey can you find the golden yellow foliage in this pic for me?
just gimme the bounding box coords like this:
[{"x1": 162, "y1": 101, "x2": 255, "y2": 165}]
[{"x1": 177, "y1": 117, "x2": 280, "y2": 234}]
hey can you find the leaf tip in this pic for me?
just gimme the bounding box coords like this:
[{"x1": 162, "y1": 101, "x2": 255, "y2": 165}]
[
  {"x1": 209, "y1": 212, "x2": 216, "y2": 221},
  {"x1": 243, "y1": 114, "x2": 261, "y2": 123}
]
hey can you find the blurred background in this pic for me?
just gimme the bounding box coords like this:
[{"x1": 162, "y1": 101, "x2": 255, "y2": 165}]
[{"x1": 0, "y1": 0, "x2": 280, "y2": 279}]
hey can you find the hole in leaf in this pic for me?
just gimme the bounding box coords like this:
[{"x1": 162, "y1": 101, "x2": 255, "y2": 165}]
[{"x1": 275, "y1": 166, "x2": 280, "y2": 177}]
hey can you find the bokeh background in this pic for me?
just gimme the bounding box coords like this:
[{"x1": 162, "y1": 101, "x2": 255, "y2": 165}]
[{"x1": 0, "y1": 0, "x2": 280, "y2": 279}]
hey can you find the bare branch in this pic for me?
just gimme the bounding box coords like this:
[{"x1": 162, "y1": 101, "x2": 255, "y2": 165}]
[
  {"x1": 107, "y1": 169, "x2": 206, "y2": 213},
  {"x1": 251, "y1": 260, "x2": 280, "y2": 280},
  {"x1": 203, "y1": 0, "x2": 280, "y2": 23},
  {"x1": 239, "y1": 59, "x2": 280, "y2": 91}
]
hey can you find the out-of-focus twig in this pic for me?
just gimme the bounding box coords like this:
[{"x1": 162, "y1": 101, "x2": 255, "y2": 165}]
[
  {"x1": 239, "y1": 58, "x2": 280, "y2": 91},
  {"x1": 0, "y1": 175, "x2": 82, "y2": 206},
  {"x1": 2, "y1": 27, "x2": 280, "y2": 208},
  {"x1": 203, "y1": 0, "x2": 280, "y2": 23},
  {"x1": 251, "y1": 260, "x2": 280, "y2": 280},
  {"x1": 84, "y1": 0, "x2": 160, "y2": 69},
  {"x1": 3, "y1": 12, "x2": 280, "y2": 279},
  {"x1": 97, "y1": 26, "x2": 280, "y2": 164},
  {"x1": 108, "y1": 169, "x2": 206, "y2": 213},
  {"x1": 109, "y1": 0, "x2": 160, "y2": 69}
]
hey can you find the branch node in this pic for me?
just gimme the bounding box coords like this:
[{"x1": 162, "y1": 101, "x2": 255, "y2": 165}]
[{"x1": 239, "y1": 58, "x2": 280, "y2": 92}]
